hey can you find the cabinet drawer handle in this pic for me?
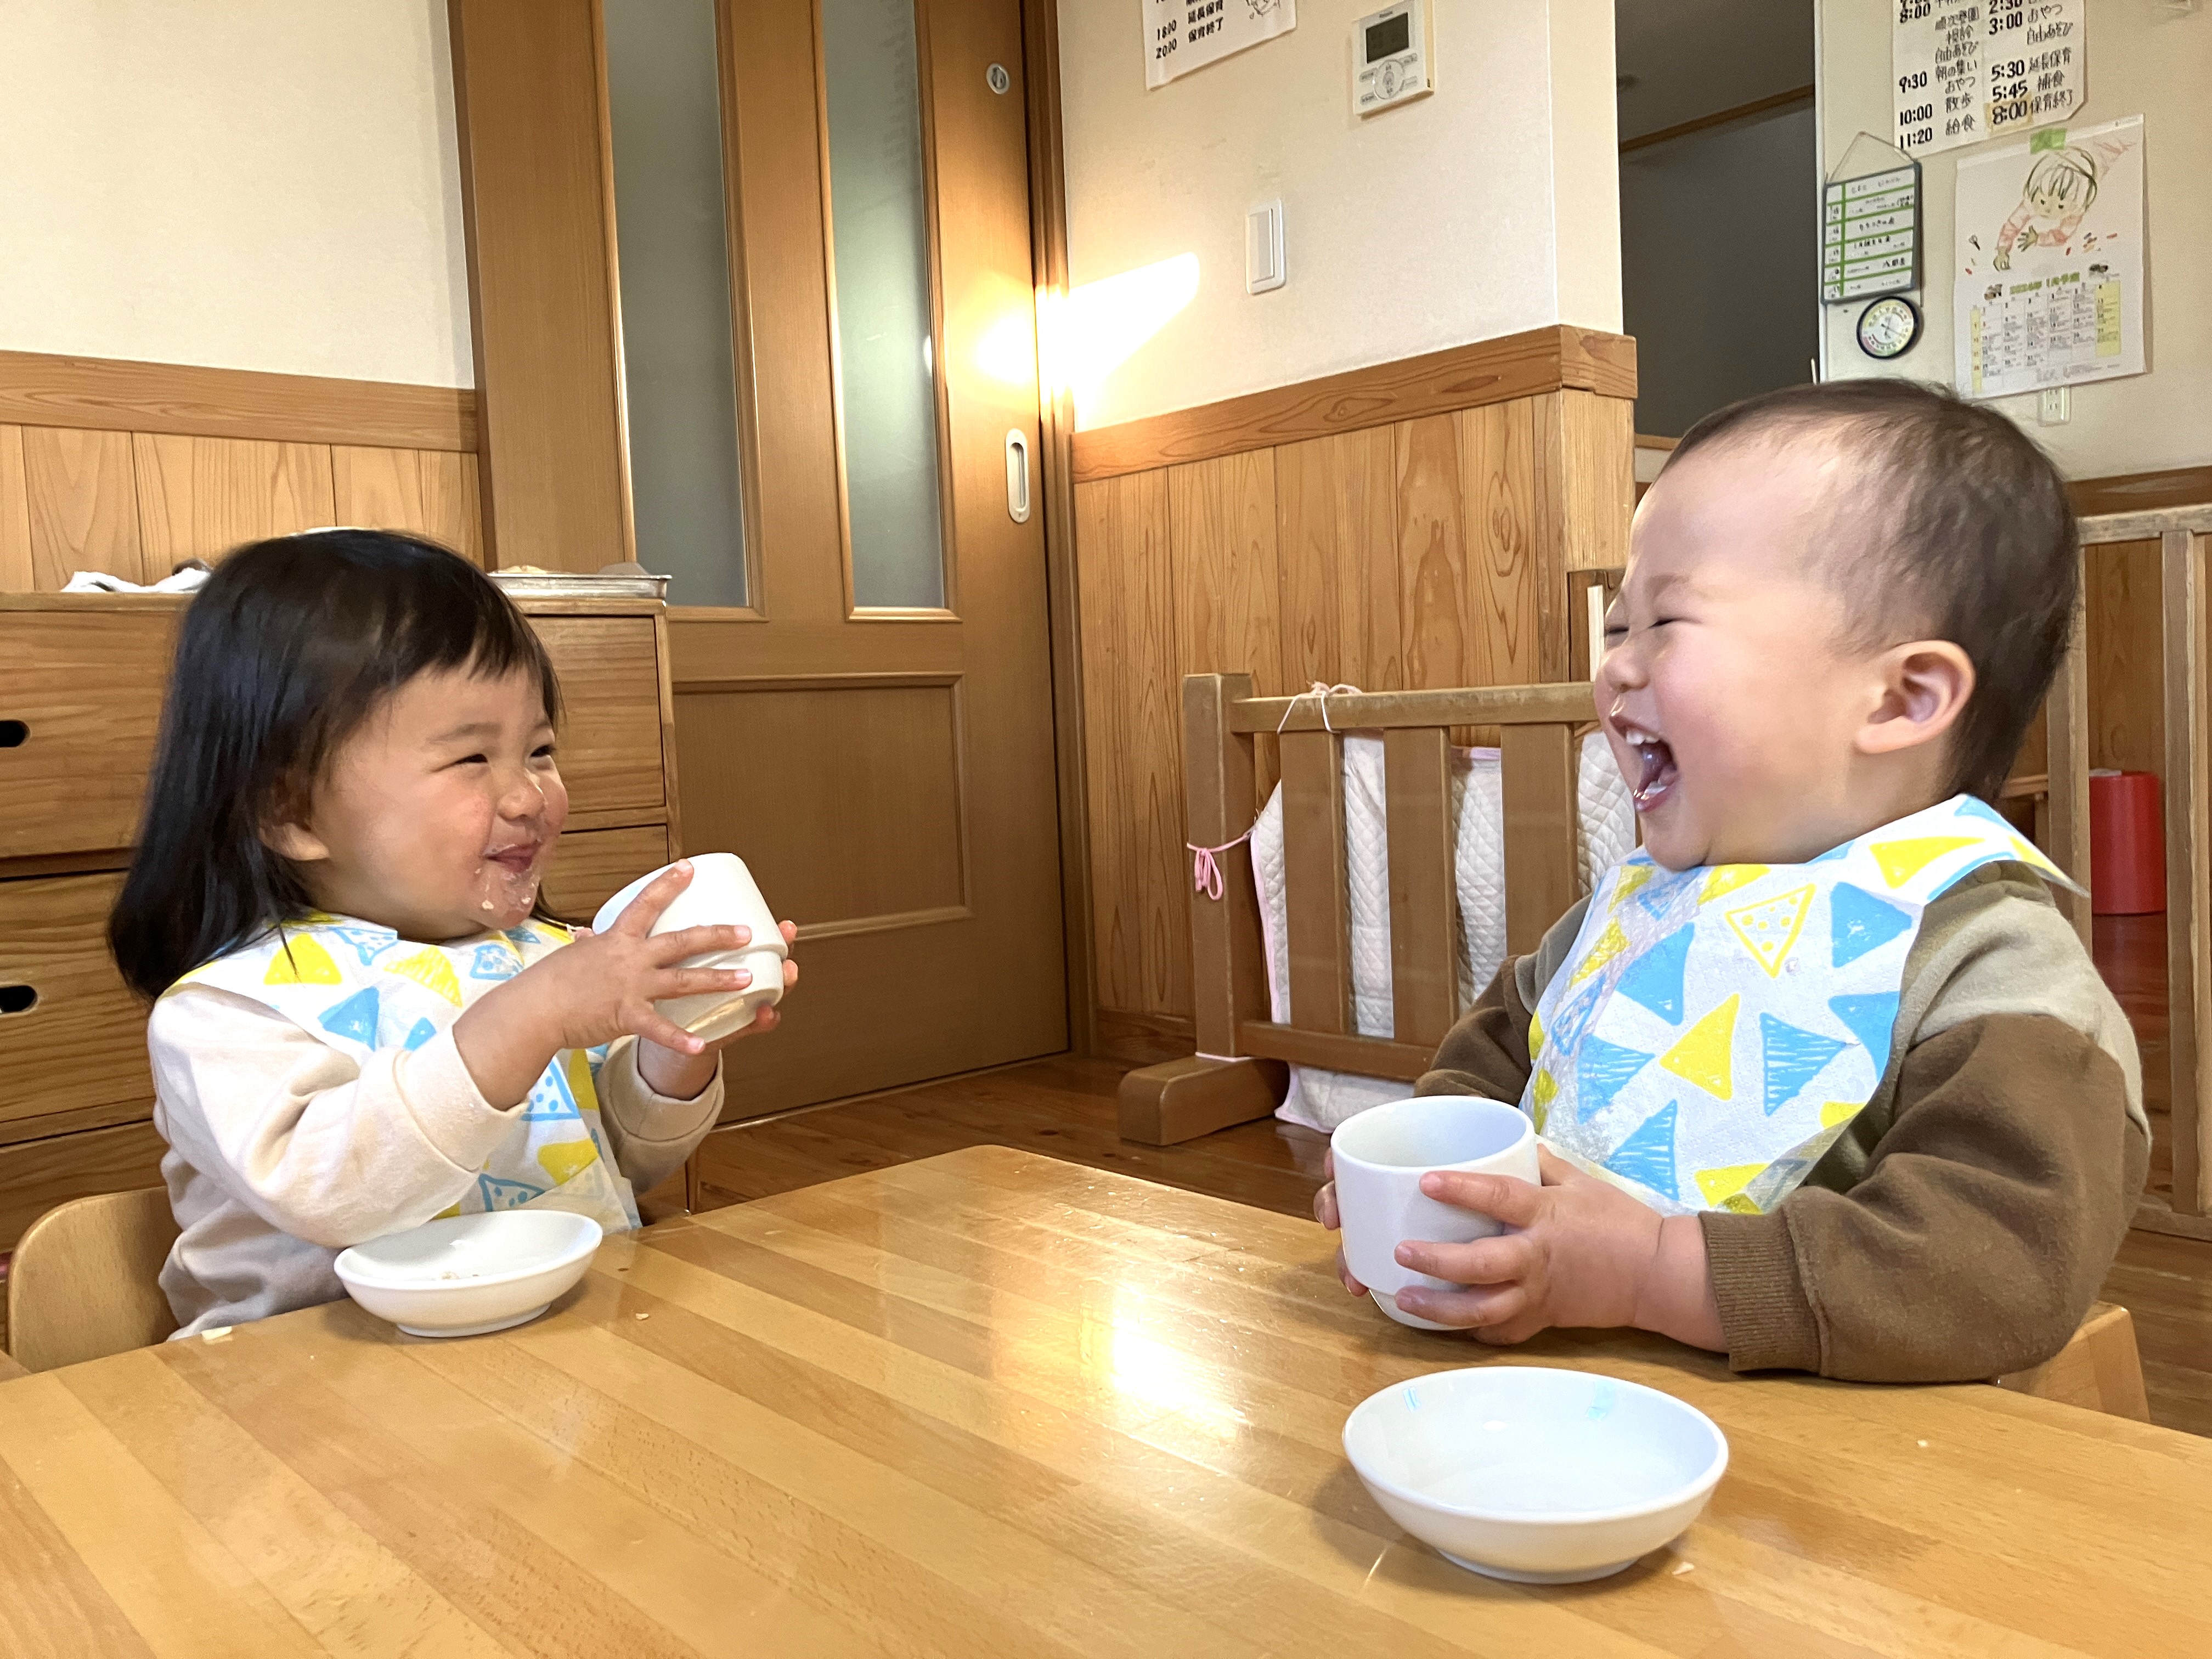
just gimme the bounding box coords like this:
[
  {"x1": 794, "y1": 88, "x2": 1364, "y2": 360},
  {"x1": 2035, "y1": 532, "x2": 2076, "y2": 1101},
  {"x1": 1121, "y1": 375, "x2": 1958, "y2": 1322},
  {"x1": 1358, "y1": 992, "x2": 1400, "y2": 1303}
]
[
  {"x1": 0, "y1": 985, "x2": 36, "y2": 1016},
  {"x1": 0, "y1": 720, "x2": 26, "y2": 748}
]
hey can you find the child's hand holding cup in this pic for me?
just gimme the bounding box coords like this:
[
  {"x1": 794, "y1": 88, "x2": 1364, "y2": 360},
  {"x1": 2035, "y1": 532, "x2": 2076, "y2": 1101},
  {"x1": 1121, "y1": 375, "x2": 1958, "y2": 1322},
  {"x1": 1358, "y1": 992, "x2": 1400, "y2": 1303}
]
[
  {"x1": 1323, "y1": 1096, "x2": 1541, "y2": 1330},
  {"x1": 592, "y1": 853, "x2": 792, "y2": 1042}
]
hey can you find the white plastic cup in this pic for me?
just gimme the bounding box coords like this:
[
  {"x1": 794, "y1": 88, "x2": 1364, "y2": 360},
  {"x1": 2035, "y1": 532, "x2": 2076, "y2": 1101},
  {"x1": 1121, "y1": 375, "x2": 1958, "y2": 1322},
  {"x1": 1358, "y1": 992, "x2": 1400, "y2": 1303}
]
[
  {"x1": 592, "y1": 854, "x2": 787, "y2": 1042},
  {"x1": 1332, "y1": 1096, "x2": 1541, "y2": 1330}
]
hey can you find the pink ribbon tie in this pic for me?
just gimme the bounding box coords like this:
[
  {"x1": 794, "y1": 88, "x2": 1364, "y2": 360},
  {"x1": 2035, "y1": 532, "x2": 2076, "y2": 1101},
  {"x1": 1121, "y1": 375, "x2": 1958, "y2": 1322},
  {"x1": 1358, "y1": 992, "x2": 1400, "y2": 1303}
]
[{"x1": 1187, "y1": 832, "x2": 1251, "y2": 901}]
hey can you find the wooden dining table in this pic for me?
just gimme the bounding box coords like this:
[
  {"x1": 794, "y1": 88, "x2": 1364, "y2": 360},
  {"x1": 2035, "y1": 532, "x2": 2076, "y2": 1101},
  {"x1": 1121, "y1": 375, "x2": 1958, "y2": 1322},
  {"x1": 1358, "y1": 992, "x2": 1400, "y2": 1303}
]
[{"x1": 2, "y1": 1143, "x2": 2208, "y2": 1657}]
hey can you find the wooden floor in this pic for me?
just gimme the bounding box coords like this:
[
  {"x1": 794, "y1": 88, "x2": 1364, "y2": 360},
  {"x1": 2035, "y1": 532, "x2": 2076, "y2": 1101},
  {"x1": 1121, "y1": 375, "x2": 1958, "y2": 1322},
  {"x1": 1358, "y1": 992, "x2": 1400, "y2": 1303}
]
[{"x1": 694, "y1": 1047, "x2": 2212, "y2": 1438}]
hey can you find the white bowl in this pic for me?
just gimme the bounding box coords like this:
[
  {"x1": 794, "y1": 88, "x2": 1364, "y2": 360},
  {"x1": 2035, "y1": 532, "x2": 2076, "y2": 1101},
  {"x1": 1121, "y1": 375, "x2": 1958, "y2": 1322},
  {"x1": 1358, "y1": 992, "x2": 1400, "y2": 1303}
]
[
  {"x1": 1343, "y1": 1366, "x2": 1728, "y2": 1583},
  {"x1": 334, "y1": 1210, "x2": 602, "y2": 1339}
]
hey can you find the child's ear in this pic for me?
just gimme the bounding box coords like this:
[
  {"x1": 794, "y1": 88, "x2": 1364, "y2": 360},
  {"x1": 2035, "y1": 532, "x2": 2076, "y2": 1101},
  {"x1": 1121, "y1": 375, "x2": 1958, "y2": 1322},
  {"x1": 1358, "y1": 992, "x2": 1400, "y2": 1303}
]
[
  {"x1": 1857, "y1": 641, "x2": 1974, "y2": 758},
  {"x1": 260, "y1": 817, "x2": 331, "y2": 864}
]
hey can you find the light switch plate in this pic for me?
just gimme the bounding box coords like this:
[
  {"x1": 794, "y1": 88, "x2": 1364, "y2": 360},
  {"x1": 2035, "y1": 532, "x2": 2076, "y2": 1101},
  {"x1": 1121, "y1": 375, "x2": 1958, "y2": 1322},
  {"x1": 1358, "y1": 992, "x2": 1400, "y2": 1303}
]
[{"x1": 1247, "y1": 200, "x2": 1285, "y2": 294}]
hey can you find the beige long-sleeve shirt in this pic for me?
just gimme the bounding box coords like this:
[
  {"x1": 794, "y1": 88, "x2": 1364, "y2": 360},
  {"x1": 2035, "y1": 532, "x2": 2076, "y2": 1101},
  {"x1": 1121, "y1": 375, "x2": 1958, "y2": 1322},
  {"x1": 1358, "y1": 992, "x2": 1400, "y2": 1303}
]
[
  {"x1": 1418, "y1": 865, "x2": 2149, "y2": 1381},
  {"x1": 149, "y1": 984, "x2": 723, "y2": 1336}
]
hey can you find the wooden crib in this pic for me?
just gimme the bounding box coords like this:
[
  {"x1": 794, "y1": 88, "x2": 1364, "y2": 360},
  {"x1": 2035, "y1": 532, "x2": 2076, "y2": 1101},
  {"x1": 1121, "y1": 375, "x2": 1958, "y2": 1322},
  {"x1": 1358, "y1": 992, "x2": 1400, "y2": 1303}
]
[
  {"x1": 1118, "y1": 674, "x2": 1598, "y2": 1144},
  {"x1": 1118, "y1": 508, "x2": 2192, "y2": 1154}
]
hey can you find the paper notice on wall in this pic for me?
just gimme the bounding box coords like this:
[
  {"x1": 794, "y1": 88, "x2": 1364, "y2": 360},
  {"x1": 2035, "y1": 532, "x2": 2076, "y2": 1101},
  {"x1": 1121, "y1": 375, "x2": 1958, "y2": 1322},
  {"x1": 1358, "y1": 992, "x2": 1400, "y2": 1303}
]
[
  {"x1": 1146, "y1": 0, "x2": 1295, "y2": 89},
  {"x1": 1955, "y1": 115, "x2": 2143, "y2": 400},
  {"x1": 1893, "y1": 1, "x2": 2084, "y2": 158}
]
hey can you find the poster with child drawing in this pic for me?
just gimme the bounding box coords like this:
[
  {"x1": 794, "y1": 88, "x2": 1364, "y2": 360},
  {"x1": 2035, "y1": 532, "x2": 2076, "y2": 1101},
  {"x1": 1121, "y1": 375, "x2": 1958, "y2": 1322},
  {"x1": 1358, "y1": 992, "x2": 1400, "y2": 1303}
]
[{"x1": 1954, "y1": 115, "x2": 2143, "y2": 399}]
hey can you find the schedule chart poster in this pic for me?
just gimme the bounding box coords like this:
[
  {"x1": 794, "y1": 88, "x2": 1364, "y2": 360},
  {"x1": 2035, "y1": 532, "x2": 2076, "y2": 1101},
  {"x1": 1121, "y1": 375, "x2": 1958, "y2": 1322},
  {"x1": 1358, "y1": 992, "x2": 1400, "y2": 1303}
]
[
  {"x1": 1894, "y1": 0, "x2": 2084, "y2": 157},
  {"x1": 1955, "y1": 116, "x2": 2143, "y2": 399},
  {"x1": 1146, "y1": 0, "x2": 1296, "y2": 89}
]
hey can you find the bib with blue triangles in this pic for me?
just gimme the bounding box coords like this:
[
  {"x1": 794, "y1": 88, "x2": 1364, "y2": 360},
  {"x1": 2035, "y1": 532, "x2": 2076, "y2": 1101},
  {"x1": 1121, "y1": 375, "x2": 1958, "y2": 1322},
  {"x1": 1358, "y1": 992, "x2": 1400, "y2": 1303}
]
[
  {"x1": 1521, "y1": 795, "x2": 2077, "y2": 1216},
  {"x1": 174, "y1": 913, "x2": 641, "y2": 1233}
]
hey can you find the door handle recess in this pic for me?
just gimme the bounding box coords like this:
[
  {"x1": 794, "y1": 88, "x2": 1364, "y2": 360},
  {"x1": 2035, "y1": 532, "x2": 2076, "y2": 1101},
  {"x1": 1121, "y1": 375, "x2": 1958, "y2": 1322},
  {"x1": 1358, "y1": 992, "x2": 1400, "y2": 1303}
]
[{"x1": 1005, "y1": 428, "x2": 1031, "y2": 524}]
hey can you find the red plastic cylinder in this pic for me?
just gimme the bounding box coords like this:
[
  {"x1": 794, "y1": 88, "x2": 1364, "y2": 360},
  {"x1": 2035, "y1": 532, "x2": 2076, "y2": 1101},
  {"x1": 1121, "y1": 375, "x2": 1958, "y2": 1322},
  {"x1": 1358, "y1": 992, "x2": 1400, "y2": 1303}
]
[{"x1": 2089, "y1": 770, "x2": 2165, "y2": 916}]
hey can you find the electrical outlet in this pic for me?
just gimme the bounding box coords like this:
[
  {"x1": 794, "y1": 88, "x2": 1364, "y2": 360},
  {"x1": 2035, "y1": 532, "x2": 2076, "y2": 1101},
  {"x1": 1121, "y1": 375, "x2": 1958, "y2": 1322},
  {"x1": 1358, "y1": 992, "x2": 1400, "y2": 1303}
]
[{"x1": 2038, "y1": 386, "x2": 2070, "y2": 426}]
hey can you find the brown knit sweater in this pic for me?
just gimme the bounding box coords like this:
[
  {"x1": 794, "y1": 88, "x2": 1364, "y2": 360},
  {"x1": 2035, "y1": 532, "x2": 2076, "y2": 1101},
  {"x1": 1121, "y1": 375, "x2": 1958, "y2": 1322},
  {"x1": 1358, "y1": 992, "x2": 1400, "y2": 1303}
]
[{"x1": 1416, "y1": 865, "x2": 2149, "y2": 1381}]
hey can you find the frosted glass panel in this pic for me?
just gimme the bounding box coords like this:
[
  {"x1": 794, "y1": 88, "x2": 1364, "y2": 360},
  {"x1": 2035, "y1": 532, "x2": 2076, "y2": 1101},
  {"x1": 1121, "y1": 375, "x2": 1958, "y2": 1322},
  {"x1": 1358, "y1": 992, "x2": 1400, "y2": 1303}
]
[
  {"x1": 822, "y1": 0, "x2": 946, "y2": 610},
  {"x1": 604, "y1": 0, "x2": 748, "y2": 607}
]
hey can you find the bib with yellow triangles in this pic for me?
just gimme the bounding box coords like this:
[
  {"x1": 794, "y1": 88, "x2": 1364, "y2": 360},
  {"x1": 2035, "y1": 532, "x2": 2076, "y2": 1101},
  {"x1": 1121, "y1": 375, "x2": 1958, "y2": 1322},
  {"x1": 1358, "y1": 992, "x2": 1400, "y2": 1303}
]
[
  {"x1": 174, "y1": 914, "x2": 641, "y2": 1233},
  {"x1": 1520, "y1": 795, "x2": 2076, "y2": 1216}
]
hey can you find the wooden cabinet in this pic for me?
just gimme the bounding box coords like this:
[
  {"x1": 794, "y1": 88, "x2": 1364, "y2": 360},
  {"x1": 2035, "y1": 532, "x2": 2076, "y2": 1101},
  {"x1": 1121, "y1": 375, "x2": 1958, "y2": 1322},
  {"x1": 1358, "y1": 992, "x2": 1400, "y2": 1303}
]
[
  {"x1": 0, "y1": 591, "x2": 682, "y2": 1249},
  {"x1": 0, "y1": 603, "x2": 180, "y2": 861}
]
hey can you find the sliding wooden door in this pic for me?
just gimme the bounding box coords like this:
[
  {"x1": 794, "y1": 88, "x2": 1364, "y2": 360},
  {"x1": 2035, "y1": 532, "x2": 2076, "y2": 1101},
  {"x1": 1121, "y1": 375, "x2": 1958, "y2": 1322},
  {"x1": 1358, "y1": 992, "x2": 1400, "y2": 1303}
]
[{"x1": 454, "y1": 0, "x2": 1067, "y2": 1116}]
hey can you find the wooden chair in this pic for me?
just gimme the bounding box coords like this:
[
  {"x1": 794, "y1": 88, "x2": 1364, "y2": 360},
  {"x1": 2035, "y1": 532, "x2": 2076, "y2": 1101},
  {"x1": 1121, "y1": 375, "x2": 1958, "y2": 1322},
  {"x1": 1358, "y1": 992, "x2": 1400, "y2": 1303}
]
[
  {"x1": 1993, "y1": 1301, "x2": 2151, "y2": 1421},
  {"x1": 5, "y1": 1187, "x2": 179, "y2": 1374}
]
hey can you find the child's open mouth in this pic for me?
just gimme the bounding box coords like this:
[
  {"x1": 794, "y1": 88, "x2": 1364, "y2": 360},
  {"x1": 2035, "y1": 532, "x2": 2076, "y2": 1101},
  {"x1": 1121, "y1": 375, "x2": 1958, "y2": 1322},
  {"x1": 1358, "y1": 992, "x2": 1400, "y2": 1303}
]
[
  {"x1": 1620, "y1": 725, "x2": 1678, "y2": 812},
  {"x1": 484, "y1": 841, "x2": 541, "y2": 875}
]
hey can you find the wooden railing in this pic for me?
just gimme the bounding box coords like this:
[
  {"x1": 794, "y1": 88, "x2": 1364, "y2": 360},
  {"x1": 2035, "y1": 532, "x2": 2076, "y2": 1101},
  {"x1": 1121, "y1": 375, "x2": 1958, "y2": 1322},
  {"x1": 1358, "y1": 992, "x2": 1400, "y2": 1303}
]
[
  {"x1": 1117, "y1": 673, "x2": 1596, "y2": 1145},
  {"x1": 2070, "y1": 505, "x2": 2212, "y2": 1238}
]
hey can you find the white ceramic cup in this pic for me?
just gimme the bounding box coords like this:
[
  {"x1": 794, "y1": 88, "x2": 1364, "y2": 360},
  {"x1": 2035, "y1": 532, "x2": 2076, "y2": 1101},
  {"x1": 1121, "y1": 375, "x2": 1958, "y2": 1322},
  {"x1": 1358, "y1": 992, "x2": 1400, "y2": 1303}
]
[
  {"x1": 591, "y1": 853, "x2": 787, "y2": 1042},
  {"x1": 1332, "y1": 1095, "x2": 1542, "y2": 1330}
]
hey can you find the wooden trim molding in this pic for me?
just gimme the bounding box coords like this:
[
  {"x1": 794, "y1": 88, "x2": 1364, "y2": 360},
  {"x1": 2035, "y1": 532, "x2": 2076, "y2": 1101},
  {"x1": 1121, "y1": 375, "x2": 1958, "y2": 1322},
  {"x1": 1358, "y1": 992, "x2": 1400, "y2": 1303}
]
[
  {"x1": 1069, "y1": 324, "x2": 1637, "y2": 483},
  {"x1": 1619, "y1": 85, "x2": 1815, "y2": 155},
  {"x1": 1025, "y1": 0, "x2": 1099, "y2": 1059},
  {"x1": 2070, "y1": 465, "x2": 2212, "y2": 520},
  {"x1": 0, "y1": 349, "x2": 475, "y2": 453}
]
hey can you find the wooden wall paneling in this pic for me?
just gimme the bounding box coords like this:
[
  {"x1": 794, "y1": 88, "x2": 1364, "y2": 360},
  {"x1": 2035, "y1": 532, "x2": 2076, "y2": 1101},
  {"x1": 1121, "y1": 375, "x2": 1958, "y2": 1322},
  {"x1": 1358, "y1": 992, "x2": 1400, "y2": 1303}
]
[
  {"x1": 331, "y1": 447, "x2": 487, "y2": 565},
  {"x1": 0, "y1": 427, "x2": 30, "y2": 590},
  {"x1": 2086, "y1": 539, "x2": 2164, "y2": 776},
  {"x1": 132, "y1": 435, "x2": 336, "y2": 571},
  {"x1": 1273, "y1": 428, "x2": 1401, "y2": 696},
  {"x1": 1075, "y1": 472, "x2": 1186, "y2": 1018},
  {"x1": 20, "y1": 427, "x2": 144, "y2": 589},
  {"x1": 449, "y1": 0, "x2": 634, "y2": 573},
  {"x1": 1457, "y1": 399, "x2": 1542, "y2": 689},
  {"x1": 1169, "y1": 450, "x2": 1282, "y2": 804},
  {"x1": 1070, "y1": 325, "x2": 1638, "y2": 482},
  {"x1": 0, "y1": 349, "x2": 473, "y2": 452},
  {"x1": 1392, "y1": 414, "x2": 1471, "y2": 695},
  {"x1": 1532, "y1": 390, "x2": 1633, "y2": 680}
]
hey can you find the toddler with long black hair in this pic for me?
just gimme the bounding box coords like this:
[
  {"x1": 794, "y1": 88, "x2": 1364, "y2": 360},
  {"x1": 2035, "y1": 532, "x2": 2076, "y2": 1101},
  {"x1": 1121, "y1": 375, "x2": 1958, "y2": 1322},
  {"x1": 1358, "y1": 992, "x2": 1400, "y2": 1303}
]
[{"x1": 109, "y1": 530, "x2": 794, "y2": 1335}]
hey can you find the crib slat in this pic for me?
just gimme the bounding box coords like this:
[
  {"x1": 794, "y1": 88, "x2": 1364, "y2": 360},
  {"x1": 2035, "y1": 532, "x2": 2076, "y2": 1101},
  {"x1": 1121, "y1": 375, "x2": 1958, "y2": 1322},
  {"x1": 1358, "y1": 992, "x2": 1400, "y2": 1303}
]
[
  {"x1": 1385, "y1": 727, "x2": 1459, "y2": 1049},
  {"x1": 2164, "y1": 529, "x2": 2209, "y2": 1215},
  {"x1": 1281, "y1": 729, "x2": 1353, "y2": 1035},
  {"x1": 1182, "y1": 673, "x2": 1269, "y2": 1059},
  {"x1": 1502, "y1": 724, "x2": 1578, "y2": 956}
]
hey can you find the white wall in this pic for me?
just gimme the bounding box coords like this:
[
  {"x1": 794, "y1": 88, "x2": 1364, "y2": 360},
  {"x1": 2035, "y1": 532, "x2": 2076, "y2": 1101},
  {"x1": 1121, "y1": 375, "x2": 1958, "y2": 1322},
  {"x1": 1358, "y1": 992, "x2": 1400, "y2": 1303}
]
[
  {"x1": 1622, "y1": 103, "x2": 1818, "y2": 437},
  {"x1": 1058, "y1": 0, "x2": 1621, "y2": 430},
  {"x1": 1817, "y1": 0, "x2": 2211, "y2": 478},
  {"x1": 0, "y1": 0, "x2": 471, "y2": 388}
]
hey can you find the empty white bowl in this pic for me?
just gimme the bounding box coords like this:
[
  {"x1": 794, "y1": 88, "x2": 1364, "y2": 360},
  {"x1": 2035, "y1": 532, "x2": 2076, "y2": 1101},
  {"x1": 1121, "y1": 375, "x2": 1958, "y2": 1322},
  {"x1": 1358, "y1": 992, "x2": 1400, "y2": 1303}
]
[
  {"x1": 1343, "y1": 1366, "x2": 1728, "y2": 1583},
  {"x1": 334, "y1": 1210, "x2": 602, "y2": 1339}
]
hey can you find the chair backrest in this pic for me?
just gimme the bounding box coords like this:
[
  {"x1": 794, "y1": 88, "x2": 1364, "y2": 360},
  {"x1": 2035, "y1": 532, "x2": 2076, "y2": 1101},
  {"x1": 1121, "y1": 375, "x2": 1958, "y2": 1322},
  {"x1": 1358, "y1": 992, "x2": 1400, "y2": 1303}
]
[
  {"x1": 6, "y1": 1187, "x2": 180, "y2": 1373},
  {"x1": 1993, "y1": 1300, "x2": 2150, "y2": 1421}
]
